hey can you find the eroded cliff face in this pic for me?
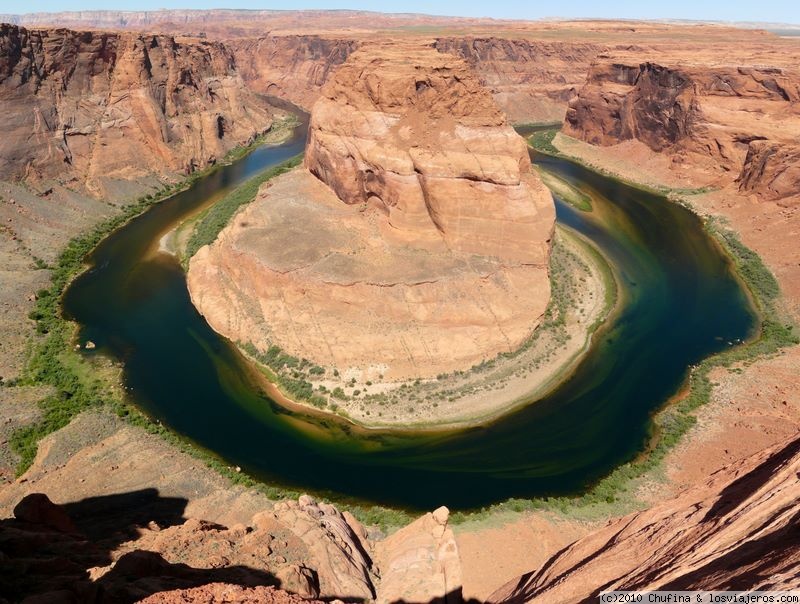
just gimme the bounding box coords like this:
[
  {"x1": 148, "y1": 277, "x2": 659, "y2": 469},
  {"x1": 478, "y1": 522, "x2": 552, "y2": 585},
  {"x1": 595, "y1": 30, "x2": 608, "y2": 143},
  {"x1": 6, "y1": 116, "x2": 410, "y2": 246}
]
[
  {"x1": 231, "y1": 35, "x2": 600, "y2": 123},
  {"x1": 434, "y1": 37, "x2": 602, "y2": 123},
  {"x1": 737, "y1": 140, "x2": 800, "y2": 203},
  {"x1": 0, "y1": 24, "x2": 276, "y2": 198},
  {"x1": 230, "y1": 35, "x2": 358, "y2": 110},
  {"x1": 188, "y1": 43, "x2": 554, "y2": 385},
  {"x1": 564, "y1": 59, "x2": 800, "y2": 202},
  {"x1": 488, "y1": 433, "x2": 800, "y2": 602}
]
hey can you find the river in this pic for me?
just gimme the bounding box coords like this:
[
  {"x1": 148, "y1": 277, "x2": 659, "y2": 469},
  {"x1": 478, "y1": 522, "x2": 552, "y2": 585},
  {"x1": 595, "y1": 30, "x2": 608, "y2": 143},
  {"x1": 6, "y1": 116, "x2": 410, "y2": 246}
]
[{"x1": 62, "y1": 120, "x2": 756, "y2": 511}]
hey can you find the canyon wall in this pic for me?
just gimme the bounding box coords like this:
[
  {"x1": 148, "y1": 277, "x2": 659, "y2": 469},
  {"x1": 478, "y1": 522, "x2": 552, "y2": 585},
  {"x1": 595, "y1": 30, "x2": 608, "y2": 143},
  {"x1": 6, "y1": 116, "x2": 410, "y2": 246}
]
[
  {"x1": 564, "y1": 59, "x2": 800, "y2": 203},
  {"x1": 434, "y1": 37, "x2": 601, "y2": 123},
  {"x1": 230, "y1": 35, "x2": 600, "y2": 120},
  {"x1": 229, "y1": 35, "x2": 357, "y2": 110},
  {"x1": 0, "y1": 24, "x2": 276, "y2": 198}
]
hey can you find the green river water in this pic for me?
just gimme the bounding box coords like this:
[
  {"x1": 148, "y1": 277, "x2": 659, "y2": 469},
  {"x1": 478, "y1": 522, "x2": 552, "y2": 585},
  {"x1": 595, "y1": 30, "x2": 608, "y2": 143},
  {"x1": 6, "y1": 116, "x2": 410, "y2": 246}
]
[{"x1": 62, "y1": 120, "x2": 756, "y2": 511}]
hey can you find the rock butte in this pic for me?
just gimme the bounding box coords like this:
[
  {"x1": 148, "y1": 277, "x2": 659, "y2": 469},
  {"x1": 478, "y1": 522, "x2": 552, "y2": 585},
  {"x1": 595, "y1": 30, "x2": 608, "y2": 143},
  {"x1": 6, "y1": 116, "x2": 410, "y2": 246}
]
[{"x1": 188, "y1": 43, "x2": 554, "y2": 380}]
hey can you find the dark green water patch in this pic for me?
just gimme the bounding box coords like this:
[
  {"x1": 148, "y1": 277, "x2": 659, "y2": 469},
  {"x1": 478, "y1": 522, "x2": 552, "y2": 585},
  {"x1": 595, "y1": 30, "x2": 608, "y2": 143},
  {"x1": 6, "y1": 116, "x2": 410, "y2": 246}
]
[{"x1": 62, "y1": 127, "x2": 757, "y2": 512}]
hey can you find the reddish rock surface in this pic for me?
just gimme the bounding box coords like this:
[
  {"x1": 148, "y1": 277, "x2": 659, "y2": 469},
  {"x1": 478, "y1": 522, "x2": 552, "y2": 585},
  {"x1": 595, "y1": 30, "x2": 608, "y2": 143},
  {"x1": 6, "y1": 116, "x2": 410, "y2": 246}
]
[
  {"x1": 564, "y1": 57, "x2": 800, "y2": 202},
  {"x1": 0, "y1": 24, "x2": 276, "y2": 198},
  {"x1": 188, "y1": 42, "x2": 554, "y2": 383},
  {"x1": 488, "y1": 433, "x2": 800, "y2": 602},
  {"x1": 737, "y1": 140, "x2": 800, "y2": 203},
  {"x1": 375, "y1": 506, "x2": 461, "y2": 604},
  {"x1": 139, "y1": 583, "x2": 323, "y2": 604},
  {"x1": 230, "y1": 35, "x2": 358, "y2": 111},
  {"x1": 305, "y1": 43, "x2": 553, "y2": 261},
  {"x1": 434, "y1": 37, "x2": 601, "y2": 123},
  {"x1": 0, "y1": 490, "x2": 462, "y2": 603}
]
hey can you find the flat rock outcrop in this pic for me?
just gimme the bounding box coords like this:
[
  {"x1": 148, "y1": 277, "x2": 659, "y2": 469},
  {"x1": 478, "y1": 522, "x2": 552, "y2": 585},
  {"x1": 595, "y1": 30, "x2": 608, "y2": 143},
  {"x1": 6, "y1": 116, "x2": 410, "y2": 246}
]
[
  {"x1": 564, "y1": 58, "x2": 800, "y2": 203},
  {"x1": 0, "y1": 24, "x2": 276, "y2": 198},
  {"x1": 488, "y1": 433, "x2": 800, "y2": 602},
  {"x1": 188, "y1": 43, "x2": 554, "y2": 381}
]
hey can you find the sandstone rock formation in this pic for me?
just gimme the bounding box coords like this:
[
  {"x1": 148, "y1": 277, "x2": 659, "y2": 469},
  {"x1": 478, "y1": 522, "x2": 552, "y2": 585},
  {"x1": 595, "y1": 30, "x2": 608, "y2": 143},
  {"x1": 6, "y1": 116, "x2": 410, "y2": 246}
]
[
  {"x1": 0, "y1": 491, "x2": 463, "y2": 603},
  {"x1": 230, "y1": 35, "x2": 358, "y2": 110},
  {"x1": 564, "y1": 58, "x2": 800, "y2": 202},
  {"x1": 737, "y1": 140, "x2": 800, "y2": 203},
  {"x1": 375, "y1": 505, "x2": 461, "y2": 604},
  {"x1": 0, "y1": 24, "x2": 276, "y2": 198},
  {"x1": 266, "y1": 495, "x2": 375, "y2": 600},
  {"x1": 434, "y1": 38, "x2": 601, "y2": 124},
  {"x1": 304, "y1": 43, "x2": 553, "y2": 261},
  {"x1": 139, "y1": 583, "x2": 322, "y2": 604},
  {"x1": 188, "y1": 43, "x2": 554, "y2": 381},
  {"x1": 488, "y1": 433, "x2": 800, "y2": 602}
]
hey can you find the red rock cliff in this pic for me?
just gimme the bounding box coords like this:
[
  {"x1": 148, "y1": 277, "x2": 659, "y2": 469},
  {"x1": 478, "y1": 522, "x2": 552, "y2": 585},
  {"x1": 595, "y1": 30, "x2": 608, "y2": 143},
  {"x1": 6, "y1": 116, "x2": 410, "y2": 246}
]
[
  {"x1": 564, "y1": 59, "x2": 800, "y2": 202},
  {"x1": 0, "y1": 24, "x2": 276, "y2": 197},
  {"x1": 230, "y1": 35, "x2": 358, "y2": 111},
  {"x1": 434, "y1": 37, "x2": 602, "y2": 123}
]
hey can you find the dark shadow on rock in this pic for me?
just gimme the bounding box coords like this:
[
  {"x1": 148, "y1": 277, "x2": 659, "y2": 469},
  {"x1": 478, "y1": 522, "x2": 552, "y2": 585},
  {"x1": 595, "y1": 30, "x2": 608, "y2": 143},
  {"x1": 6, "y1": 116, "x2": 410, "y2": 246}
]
[
  {"x1": 388, "y1": 589, "x2": 483, "y2": 604},
  {"x1": 61, "y1": 487, "x2": 187, "y2": 541},
  {"x1": 0, "y1": 490, "x2": 282, "y2": 603},
  {"x1": 95, "y1": 549, "x2": 279, "y2": 603},
  {"x1": 702, "y1": 434, "x2": 800, "y2": 523}
]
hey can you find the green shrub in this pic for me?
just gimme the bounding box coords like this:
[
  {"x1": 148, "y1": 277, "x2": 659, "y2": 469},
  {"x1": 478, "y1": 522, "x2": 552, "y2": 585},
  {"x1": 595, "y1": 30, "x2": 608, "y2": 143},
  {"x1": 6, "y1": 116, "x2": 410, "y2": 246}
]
[
  {"x1": 184, "y1": 154, "x2": 303, "y2": 262},
  {"x1": 14, "y1": 139, "x2": 304, "y2": 476},
  {"x1": 528, "y1": 129, "x2": 560, "y2": 155}
]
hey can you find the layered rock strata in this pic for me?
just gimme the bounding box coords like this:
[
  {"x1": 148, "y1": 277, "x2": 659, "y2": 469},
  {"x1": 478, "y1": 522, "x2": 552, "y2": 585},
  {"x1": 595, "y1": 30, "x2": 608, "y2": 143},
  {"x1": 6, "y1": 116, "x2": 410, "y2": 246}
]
[
  {"x1": 188, "y1": 43, "x2": 554, "y2": 381},
  {"x1": 434, "y1": 37, "x2": 601, "y2": 123},
  {"x1": 488, "y1": 432, "x2": 800, "y2": 601},
  {"x1": 230, "y1": 35, "x2": 358, "y2": 110},
  {"x1": 0, "y1": 24, "x2": 276, "y2": 198},
  {"x1": 564, "y1": 59, "x2": 800, "y2": 203}
]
